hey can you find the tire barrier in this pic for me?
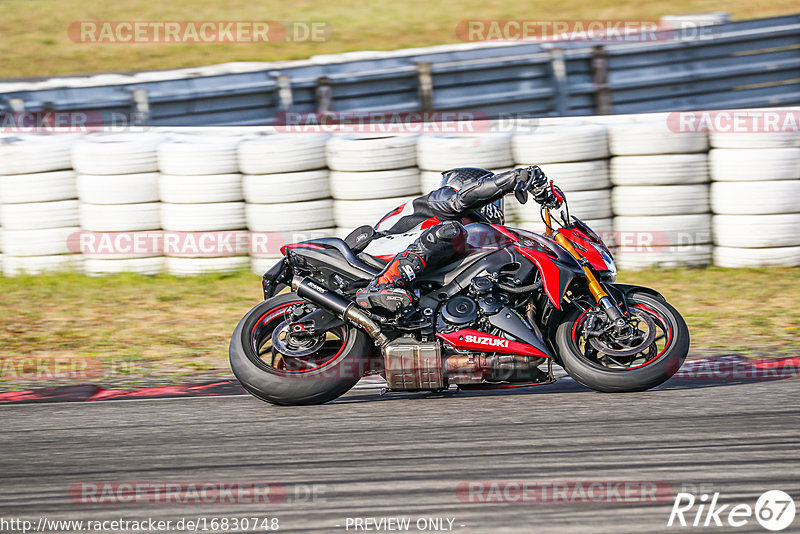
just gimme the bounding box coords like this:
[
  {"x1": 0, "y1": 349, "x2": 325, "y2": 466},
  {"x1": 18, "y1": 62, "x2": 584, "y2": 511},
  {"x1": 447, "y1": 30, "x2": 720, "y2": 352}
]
[
  {"x1": 512, "y1": 123, "x2": 609, "y2": 164},
  {"x1": 161, "y1": 202, "x2": 247, "y2": 232},
  {"x1": 713, "y1": 246, "x2": 800, "y2": 268},
  {"x1": 712, "y1": 214, "x2": 800, "y2": 248},
  {"x1": 0, "y1": 155, "x2": 80, "y2": 272},
  {"x1": 71, "y1": 134, "x2": 163, "y2": 175},
  {"x1": 0, "y1": 120, "x2": 798, "y2": 275},
  {"x1": 157, "y1": 135, "x2": 242, "y2": 175},
  {"x1": 326, "y1": 135, "x2": 417, "y2": 172},
  {"x1": 243, "y1": 170, "x2": 330, "y2": 204},
  {"x1": 84, "y1": 256, "x2": 165, "y2": 277},
  {"x1": 608, "y1": 148, "x2": 710, "y2": 268},
  {"x1": 165, "y1": 256, "x2": 251, "y2": 276},
  {"x1": 610, "y1": 154, "x2": 709, "y2": 186},
  {"x1": 709, "y1": 148, "x2": 800, "y2": 181},
  {"x1": 246, "y1": 199, "x2": 334, "y2": 232},
  {"x1": 238, "y1": 134, "x2": 328, "y2": 174},
  {"x1": 72, "y1": 133, "x2": 165, "y2": 273},
  {"x1": 420, "y1": 170, "x2": 444, "y2": 193},
  {"x1": 2, "y1": 200, "x2": 80, "y2": 230},
  {"x1": 80, "y1": 203, "x2": 162, "y2": 232},
  {"x1": 0, "y1": 135, "x2": 74, "y2": 175},
  {"x1": 0, "y1": 171, "x2": 77, "y2": 203},
  {"x1": 616, "y1": 244, "x2": 713, "y2": 270},
  {"x1": 158, "y1": 174, "x2": 243, "y2": 204},
  {"x1": 2, "y1": 254, "x2": 83, "y2": 276},
  {"x1": 77, "y1": 173, "x2": 160, "y2": 205},
  {"x1": 613, "y1": 185, "x2": 710, "y2": 216},
  {"x1": 417, "y1": 134, "x2": 512, "y2": 171},
  {"x1": 708, "y1": 132, "x2": 800, "y2": 268},
  {"x1": 329, "y1": 168, "x2": 421, "y2": 200},
  {"x1": 710, "y1": 181, "x2": 800, "y2": 215},
  {"x1": 513, "y1": 126, "x2": 613, "y2": 249},
  {"x1": 608, "y1": 121, "x2": 709, "y2": 156},
  {"x1": 709, "y1": 131, "x2": 800, "y2": 149}
]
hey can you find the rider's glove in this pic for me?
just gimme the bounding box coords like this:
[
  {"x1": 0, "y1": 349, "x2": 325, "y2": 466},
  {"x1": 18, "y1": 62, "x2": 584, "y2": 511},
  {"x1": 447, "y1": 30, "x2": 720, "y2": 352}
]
[{"x1": 526, "y1": 166, "x2": 561, "y2": 208}]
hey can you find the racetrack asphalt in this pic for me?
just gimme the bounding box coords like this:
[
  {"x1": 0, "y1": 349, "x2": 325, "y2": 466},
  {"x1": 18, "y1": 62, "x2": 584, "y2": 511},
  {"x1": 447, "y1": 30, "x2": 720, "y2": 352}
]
[{"x1": 1, "y1": 375, "x2": 798, "y2": 534}]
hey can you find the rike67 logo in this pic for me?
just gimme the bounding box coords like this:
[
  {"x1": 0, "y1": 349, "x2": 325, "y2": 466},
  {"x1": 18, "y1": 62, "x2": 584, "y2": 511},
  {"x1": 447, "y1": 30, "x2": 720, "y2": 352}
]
[{"x1": 668, "y1": 490, "x2": 796, "y2": 531}]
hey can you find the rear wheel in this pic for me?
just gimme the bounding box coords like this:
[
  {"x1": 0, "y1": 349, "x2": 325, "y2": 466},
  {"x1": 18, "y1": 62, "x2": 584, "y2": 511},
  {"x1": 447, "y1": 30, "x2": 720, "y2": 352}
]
[
  {"x1": 555, "y1": 291, "x2": 689, "y2": 392},
  {"x1": 230, "y1": 293, "x2": 375, "y2": 405}
]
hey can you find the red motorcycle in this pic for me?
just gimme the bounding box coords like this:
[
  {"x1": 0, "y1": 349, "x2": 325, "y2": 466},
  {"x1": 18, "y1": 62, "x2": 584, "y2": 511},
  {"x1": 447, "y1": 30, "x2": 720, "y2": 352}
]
[{"x1": 230, "y1": 184, "x2": 689, "y2": 405}]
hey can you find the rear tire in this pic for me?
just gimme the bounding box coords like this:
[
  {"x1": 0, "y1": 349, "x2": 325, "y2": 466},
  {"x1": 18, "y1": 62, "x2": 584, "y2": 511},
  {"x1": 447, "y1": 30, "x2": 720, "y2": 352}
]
[
  {"x1": 555, "y1": 292, "x2": 689, "y2": 392},
  {"x1": 230, "y1": 293, "x2": 375, "y2": 405}
]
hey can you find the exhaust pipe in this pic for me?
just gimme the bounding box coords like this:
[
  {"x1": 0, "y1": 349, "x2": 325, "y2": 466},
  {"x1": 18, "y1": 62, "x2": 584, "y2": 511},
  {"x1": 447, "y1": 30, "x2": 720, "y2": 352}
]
[{"x1": 291, "y1": 276, "x2": 389, "y2": 346}]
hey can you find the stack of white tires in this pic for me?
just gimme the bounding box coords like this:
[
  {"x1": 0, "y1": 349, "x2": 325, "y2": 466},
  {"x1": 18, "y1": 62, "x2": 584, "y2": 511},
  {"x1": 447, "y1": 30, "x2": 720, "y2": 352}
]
[
  {"x1": 240, "y1": 134, "x2": 335, "y2": 274},
  {"x1": 73, "y1": 134, "x2": 164, "y2": 275},
  {"x1": 329, "y1": 135, "x2": 420, "y2": 237},
  {"x1": 158, "y1": 134, "x2": 249, "y2": 275},
  {"x1": 609, "y1": 121, "x2": 712, "y2": 269},
  {"x1": 709, "y1": 132, "x2": 800, "y2": 267},
  {"x1": 418, "y1": 133, "x2": 513, "y2": 193},
  {"x1": 0, "y1": 136, "x2": 81, "y2": 276},
  {"x1": 510, "y1": 123, "x2": 613, "y2": 239}
]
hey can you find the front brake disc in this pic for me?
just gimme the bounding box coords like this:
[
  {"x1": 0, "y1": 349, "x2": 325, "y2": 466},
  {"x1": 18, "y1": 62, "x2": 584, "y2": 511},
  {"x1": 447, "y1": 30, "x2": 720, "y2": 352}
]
[{"x1": 588, "y1": 310, "x2": 657, "y2": 358}]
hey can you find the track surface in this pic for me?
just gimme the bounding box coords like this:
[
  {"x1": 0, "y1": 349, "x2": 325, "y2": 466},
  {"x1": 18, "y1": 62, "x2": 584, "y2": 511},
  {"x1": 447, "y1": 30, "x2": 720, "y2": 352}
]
[{"x1": 1, "y1": 377, "x2": 798, "y2": 533}]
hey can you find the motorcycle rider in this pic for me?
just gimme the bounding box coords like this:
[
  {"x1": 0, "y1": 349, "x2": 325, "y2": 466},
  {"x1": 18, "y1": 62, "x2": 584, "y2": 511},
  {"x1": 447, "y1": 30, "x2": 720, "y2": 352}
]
[{"x1": 353, "y1": 165, "x2": 562, "y2": 311}]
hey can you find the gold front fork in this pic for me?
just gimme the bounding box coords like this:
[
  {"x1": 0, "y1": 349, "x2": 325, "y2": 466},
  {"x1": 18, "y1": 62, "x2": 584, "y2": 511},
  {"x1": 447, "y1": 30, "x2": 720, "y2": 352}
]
[{"x1": 544, "y1": 210, "x2": 609, "y2": 303}]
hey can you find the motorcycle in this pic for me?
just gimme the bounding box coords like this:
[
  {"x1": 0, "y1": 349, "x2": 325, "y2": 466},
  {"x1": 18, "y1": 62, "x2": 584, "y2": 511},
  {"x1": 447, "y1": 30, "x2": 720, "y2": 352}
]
[{"x1": 230, "y1": 181, "x2": 689, "y2": 405}]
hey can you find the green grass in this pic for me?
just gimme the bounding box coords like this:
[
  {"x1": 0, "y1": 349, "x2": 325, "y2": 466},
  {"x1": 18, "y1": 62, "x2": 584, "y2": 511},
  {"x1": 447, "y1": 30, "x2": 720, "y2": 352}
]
[
  {"x1": 0, "y1": 267, "x2": 797, "y2": 389},
  {"x1": 0, "y1": 0, "x2": 797, "y2": 78}
]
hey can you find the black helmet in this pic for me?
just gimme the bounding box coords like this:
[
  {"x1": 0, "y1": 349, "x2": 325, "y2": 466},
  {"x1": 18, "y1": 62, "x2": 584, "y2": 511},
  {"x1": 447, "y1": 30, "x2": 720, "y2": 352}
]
[
  {"x1": 439, "y1": 167, "x2": 493, "y2": 191},
  {"x1": 440, "y1": 167, "x2": 504, "y2": 225}
]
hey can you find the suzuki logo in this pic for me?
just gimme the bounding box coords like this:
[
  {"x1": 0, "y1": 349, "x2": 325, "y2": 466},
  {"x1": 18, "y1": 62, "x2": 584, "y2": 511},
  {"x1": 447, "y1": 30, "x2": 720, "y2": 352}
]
[{"x1": 464, "y1": 334, "x2": 509, "y2": 348}]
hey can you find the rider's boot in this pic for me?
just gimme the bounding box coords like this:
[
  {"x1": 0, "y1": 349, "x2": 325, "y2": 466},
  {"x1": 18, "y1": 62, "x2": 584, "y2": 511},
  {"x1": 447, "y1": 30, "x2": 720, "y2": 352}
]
[{"x1": 355, "y1": 251, "x2": 424, "y2": 312}]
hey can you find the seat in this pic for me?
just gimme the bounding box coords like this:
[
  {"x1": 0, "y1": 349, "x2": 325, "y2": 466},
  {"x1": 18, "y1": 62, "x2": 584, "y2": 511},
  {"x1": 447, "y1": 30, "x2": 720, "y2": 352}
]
[
  {"x1": 302, "y1": 237, "x2": 384, "y2": 277},
  {"x1": 357, "y1": 252, "x2": 388, "y2": 271}
]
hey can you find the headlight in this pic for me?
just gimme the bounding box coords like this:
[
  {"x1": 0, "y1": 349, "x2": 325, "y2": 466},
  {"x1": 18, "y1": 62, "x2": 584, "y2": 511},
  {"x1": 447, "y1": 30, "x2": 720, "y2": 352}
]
[{"x1": 594, "y1": 243, "x2": 617, "y2": 282}]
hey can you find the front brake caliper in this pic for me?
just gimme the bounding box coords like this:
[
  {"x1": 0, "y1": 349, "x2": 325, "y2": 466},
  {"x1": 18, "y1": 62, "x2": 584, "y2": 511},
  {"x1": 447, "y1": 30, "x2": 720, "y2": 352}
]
[{"x1": 582, "y1": 310, "x2": 605, "y2": 339}]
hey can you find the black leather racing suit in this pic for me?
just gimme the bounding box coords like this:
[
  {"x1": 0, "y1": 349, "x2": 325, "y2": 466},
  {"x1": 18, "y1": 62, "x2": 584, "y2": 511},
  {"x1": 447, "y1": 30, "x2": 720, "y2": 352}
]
[{"x1": 354, "y1": 166, "x2": 552, "y2": 310}]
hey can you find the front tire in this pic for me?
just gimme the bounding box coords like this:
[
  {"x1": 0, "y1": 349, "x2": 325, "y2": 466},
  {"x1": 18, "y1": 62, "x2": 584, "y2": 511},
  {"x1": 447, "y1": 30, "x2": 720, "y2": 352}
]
[
  {"x1": 555, "y1": 291, "x2": 689, "y2": 392},
  {"x1": 230, "y1": 293, "x2": 375, "y2": 405}
]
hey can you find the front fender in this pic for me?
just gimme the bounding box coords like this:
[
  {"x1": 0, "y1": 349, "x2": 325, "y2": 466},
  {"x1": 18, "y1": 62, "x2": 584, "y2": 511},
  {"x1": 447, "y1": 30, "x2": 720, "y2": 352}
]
[{"x1": 607, "y1": 283, "x2": 665, "y2": 304}]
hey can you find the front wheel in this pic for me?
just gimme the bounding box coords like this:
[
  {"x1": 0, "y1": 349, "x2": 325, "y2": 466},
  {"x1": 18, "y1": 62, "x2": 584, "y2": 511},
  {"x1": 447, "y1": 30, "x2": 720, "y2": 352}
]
[
  {"x1": 555, "y1": 291, "x2": 689, "y2": 392},
  {"x1": 230, "y1": 293, "x2": 375, "y2": 405}
]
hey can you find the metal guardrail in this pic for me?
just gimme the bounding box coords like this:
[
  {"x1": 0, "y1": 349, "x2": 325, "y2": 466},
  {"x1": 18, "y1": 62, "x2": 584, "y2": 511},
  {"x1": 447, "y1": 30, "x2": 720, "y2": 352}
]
[{"x1": 0, "y1": 14, "x2": 798, "y2": 125}]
